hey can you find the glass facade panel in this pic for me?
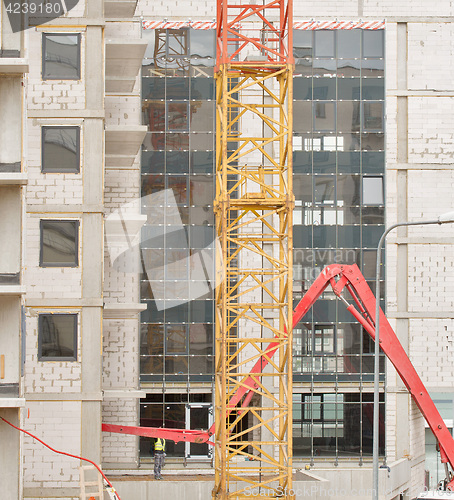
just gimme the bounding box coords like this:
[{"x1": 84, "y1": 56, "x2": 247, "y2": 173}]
[
  {"x1": 140, "y1": 29, "x2": 215, "y2": 395},
  {"x1": 292, "y1": 28, "x2": 385, "y2": 459}
]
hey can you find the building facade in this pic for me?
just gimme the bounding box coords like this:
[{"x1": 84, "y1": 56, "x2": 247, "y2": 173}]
[{"x1": 0, "y1": 0, "x2": 454, "y2": 499}]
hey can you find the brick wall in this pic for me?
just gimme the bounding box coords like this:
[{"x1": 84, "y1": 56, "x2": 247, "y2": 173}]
[{"x1": 23, "y1": 401, "x2": 81, "y2": 488}]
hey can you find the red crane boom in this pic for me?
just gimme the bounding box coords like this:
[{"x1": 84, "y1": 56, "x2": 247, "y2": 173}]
[{"x1": 103, "y1": 264, "x2": 454, "y2": 489}]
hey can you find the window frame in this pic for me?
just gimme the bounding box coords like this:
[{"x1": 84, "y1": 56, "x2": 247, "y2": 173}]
[
  {"x1": 38, "y1": 313, "x2": 78, "y2": 362},
  {"x1": 39, "y1": 219, "x2": 80, "y2": 268},
  {"x1": 42, "y1": 32, "x2": 81, "y2": 81},
  {"x1": 41, "y1": 126, "x2": 81, "y2": 174}
]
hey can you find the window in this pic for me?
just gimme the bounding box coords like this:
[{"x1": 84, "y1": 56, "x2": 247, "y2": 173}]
[
  {"x1": 362, "y1": 176, "x2": 384, "y2": 205},
  {"x1": 38, "y1": 314, "x2": 78, "y2": 361},
  {"x1": 40, "y1": 220, "x2": 79, "y2": 267},
  {"x1": 42, "y1": 127, "x2": 80, "y2": 173},
  {"x1": 43, "y1": 33, "x2": 81, "y2": 80}
]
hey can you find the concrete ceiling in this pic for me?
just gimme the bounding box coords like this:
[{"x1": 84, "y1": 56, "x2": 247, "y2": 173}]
[
  {"x1": 105, "y1": 125, "x2": 147, "y2": 167},
  {"x1": 105, "y1": 39, "x2": 147, "y2": 92},
  {"x1": 104, "y1": 0, "x2": 138, "y2": 18}
]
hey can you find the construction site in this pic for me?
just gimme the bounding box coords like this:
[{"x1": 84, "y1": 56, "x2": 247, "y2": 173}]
[{"x1": 1, "y1": 0, "x2": 454, "y2": 499}]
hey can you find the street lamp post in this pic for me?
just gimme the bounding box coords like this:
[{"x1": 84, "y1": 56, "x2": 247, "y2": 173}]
[{"x1": 373, "y1": 211, "x2": 454, "y2": 500}]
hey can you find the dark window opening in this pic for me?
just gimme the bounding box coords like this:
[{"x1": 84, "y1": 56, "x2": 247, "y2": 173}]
[{"x1": 38, "y1": 314, "x2": 77, "y2": 361}]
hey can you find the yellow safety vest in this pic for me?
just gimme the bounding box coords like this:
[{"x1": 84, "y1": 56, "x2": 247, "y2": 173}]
[{"x1": 155, "y1": 438, "x2": 166, "y2": 452}]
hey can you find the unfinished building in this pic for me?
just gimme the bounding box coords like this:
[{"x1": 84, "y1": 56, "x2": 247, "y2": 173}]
[{"x1": 0, "y1": 0, "x2": 454, "y2": 498}]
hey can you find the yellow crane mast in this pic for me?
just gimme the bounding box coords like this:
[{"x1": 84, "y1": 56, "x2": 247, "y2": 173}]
[{"x1": 214, "y1": 1, "x2": 294, "y2": 498}]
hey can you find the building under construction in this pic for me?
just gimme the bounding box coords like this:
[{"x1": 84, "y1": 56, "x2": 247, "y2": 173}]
[{"x1": 0, "y1": 0, "x2": 454, "y2": 498}]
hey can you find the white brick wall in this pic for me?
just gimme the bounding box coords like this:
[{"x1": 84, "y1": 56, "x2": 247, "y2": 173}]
[
  {"x1": 408, "y1": 24, "x2": 454, "y2": 91},
  {"x1": 364, "y1": 0, "x2": 454, "y2": 16},
  {"x1": 23, "y1": 401, "x2": 81, "y2": 488},
  {"x1": 105, "y1": 96, "x2": 141, "y2": 126},
  {"x1": 24, "y1": 217, "x2": 82, "y2": 300},
  {"x1": 103, "y1": 319, "x2": 139, "y2": 389},
  {"x1": 26, "y1": 119, "x2": 84, "y2": 206},
  {"x1": 408, "y1": 97, "x2": 454, "y2": 164},
  {"x1": 102, "y1": 398, "x2": 139, "y2": 464},
  {"x1": 24, "y1": 313, "x2": 82, "y2": 394}
]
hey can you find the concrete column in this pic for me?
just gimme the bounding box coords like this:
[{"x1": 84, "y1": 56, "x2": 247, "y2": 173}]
[
  {"x1": 81, "y1": 19, "x2": 104, "y2": 462},
  {"x1": 395, "y1": 22, "x2": 411, "y2": 461},
  {"x1": 0, "y1": 409, "x2": 20, "y2": 500}
]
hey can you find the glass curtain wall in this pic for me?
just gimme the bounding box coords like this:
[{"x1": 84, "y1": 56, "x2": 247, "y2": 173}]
[
  {"x1": 139, "y1": 25, "x2": 386, "y2": 462},
  {"x1": 292, "y1": 28, "x2": 386, "y2": 460},
  {"x1": 140, "y1": 28, "x2": 216, "y2": 456}
]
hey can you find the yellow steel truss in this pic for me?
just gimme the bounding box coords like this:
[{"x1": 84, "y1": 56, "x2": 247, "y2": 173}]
[{"x1": 214, "y1": 64, "x2": 294, "y2": 499}]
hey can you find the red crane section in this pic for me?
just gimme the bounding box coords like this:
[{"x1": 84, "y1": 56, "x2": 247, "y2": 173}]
[{"x1": 103, "y1": 264, "x2": 454, "y2": 490}]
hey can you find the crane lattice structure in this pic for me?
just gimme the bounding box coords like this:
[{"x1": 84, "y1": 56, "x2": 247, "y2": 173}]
[{"x1": 214, "y1": 1, "x2": 294, "y2": 498}]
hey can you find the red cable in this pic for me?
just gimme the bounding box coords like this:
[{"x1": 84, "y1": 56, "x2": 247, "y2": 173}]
[{"x1": 0, "y1": 416, "x2": 120, "y2": 500}]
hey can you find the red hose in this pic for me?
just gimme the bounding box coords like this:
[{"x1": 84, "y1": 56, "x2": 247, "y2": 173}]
[{"x1": 0, "y1": 416, "x2": 121, "y2": 500}]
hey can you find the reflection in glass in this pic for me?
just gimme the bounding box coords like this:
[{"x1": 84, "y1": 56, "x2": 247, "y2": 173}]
[
  {"x1": 168, "y1": 102, "x2": 189, "y2": 131},
  {"x1": 189, "y1": 175, "x2": 213, "y2": 205},
  {"x1": 142, "y1": 77, "x2": 166, "y2": 99},
  {"x1": 294, "y1": 101, "x2": 312, "y2": 132},
  {"x1": 189, "y1": 324, "x2": 213, "y2": 355},
  {"x1": 140, "y1": 356, "x2": 163, "y2": 375},
  {"x1": 314, "y1": 175, "x2": 335, "y2": 203},
  {"x1": 43, "y1": 34, "x2": 80, "y2": 80},
  {"x1": 337, "y1": 60, "x2": 361, "y2": 77},
  {"x1": 337, "y1": 175, "x2": 360, "y2": 205},
  {"x1": 140, "y1": 324, "x2": 164, "y2": 355},
  {"x1": 337, "y1": 133, "x2": 360, "y2": 151},
  {"x1": 337, "y1": 102, "x2": 360, "y2": 133},
  {"x1": 362, "y1": 225, "x2": 385, "y2": 248},
  {"x1": 40, "y1": 220, "x2": 78, "y2": 266},
  {"x1": 313, "y1": 78, "x2": 335, "y2": 100},
  {"x1": 361, "y1": 132, "x2": 384, "y2": 151},
  {"x1": 337, "y1": 78, "x2": 360, "y2": 100},
  {"x1": 313, "y1": 152, "x2": 335, "y2": 173},
  {"x1": 42, "y1": 127, "x2": 79, "y2": 173},
  {"x1": 190, "y1": 29, "x2": 215, "y2": 58},
  {"x1": 166, "y1": 77, "x2": 190, "y2": 100},
  {"x1": 362, "y1": 152, "x2": 384, "y2": 173},
  {"x1": 337, "y1": 30, "x2": 361, "y2": 58},
  {"x1": 363, "y1": 102, "x2": 383, "y2": 131},
  {"x1": 362, "y1": 78, "x2": 385, "y2": 100},
  {"x1": 294, "y1": 77, "x2": 312, "y2": 100},
  {"x1": 314, "y1": 30, "x2": 335, "y2": 57},
  {"x1": 338, "y1": 205, "x2": 360, "y2": 224},
  {"x1": 362, "y1": 206, "x2": 384, "y2": 224},
  {"x1": 191, "y1": 151, "x2": 214, "y2": 173},
  {"x1": 363, "y1": 30, "x2": 384, "y2": 58},
  {"x1": 165, "y1": 250, "x2": 189, "y2": 279},
  {"x1": 362, "y1": 59, "x2": 384, "y2": 77},
  {"x1": 166, "y1": 325, "x2": 187, "y2": 353},
  {"x1": 293, "y1": 30, "x2": 313, "y2": 58},
  {"x1": 314, "y1": 102, "x2": 335, "y2": 131},
  {"x1": 337, "y1": 151, "x2": 360, "y2": 173},
  {"x1": 337, "y1": 225, "x2": 361, "y2": 248},
  {"x1": 191, "y1": 78, "x2": 215, "y2": 100},
  {"x1": 313, "y1": 225, "x2": 336, "y2": 248},
  {"x1": 190, "y1": 101, "x2": 215, "y2": 131},
  {"x1": 143, "y1": 102, "x2": 166, "y2": 131},
  {"x1": 294, "y1": 151, "x2": 312, "y2": 173},
  {"x1": 313, "y1": 59, "x2": 336, "y2": 77}
]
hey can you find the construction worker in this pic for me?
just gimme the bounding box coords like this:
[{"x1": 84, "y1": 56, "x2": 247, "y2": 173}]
[{"x1": 153, "y1": 437, "x2": 166, "y2": 480}]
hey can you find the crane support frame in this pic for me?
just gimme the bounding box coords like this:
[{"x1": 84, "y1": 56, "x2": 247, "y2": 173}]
[{"x1": 214, "y1": 1, "x2": 294, "y2": 498}]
